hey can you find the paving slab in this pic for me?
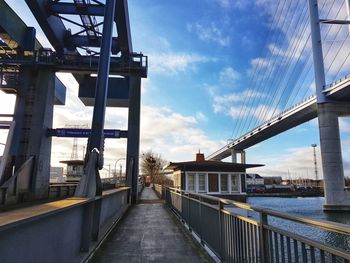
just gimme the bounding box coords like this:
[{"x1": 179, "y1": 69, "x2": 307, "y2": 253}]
[{"x1": 91, "y1": 188, "x2": 213, "y2": 263}]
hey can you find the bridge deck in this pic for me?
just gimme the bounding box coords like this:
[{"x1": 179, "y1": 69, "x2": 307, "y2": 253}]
[{"x1": 91, "y1": 187, "x2": 212, "y2": 263}]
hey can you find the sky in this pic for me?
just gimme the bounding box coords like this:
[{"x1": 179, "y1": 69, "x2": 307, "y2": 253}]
[{"x1": 1, "y1": 0, "x2": 350, "y2": 179}]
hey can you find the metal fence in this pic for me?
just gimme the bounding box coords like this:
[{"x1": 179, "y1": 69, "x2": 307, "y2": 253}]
[
  {"x1": 165, "y1": 187, "x2": 350, "y2": 263},
  {"x1": 153, "y1": 184, "x2": 163, "y2": 198}
]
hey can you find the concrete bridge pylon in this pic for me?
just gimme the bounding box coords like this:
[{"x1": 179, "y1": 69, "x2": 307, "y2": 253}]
[{"x1": 309, "y1": 0, "x2": 350, "y2": 210}]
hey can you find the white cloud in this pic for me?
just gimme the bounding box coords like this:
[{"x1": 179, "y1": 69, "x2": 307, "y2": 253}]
[
  {"x1": 149, "y1": 52, "x2": 210, "y2": 75},
  {"x1": 196, "y1": 111, "x2": 208, "y2": 122},
  {"x1": 219, "y1": 66, "x2": 240, "y2": 85},
  {"x1": 209, "y1": 88, "x2": 268, "y2": 122},
  {"x1": 187, "y1": 22, "x2": 231, "y2": 47},
  {"x1": 249, "y1": 145, "x2": 324, "y2": 178},
  {"x1": 339, "y1": 118, "x2": 350, "y2": 132},
  {"x1": 140, "y1": 106, "x2": 223, "y2": 161},
  {"x1": 214, "y1": 0, "x2": 248, "y2": 9}
]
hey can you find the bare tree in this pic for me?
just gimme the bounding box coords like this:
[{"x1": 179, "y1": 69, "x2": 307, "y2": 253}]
[{"x1": 140, "y1": 151, "x2": 168, "y2": 184}]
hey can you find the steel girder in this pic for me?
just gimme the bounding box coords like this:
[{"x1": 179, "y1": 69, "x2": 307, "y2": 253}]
[{"x1": 25, "y1": 0, "x2": 133, "y2": 56}]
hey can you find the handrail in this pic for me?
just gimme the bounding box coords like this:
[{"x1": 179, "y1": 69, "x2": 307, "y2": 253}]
[
  {"x1": 166, "y1": 186, "x2": 350, "y2": 235},
  {"x1": 165, "y1": 187, "x2": 350, "y2": 262}
]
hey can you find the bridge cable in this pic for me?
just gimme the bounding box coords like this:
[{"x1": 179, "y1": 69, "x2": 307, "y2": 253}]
[
  {"x1": 238, "y1": 0, "x2": 338, "y2": 137},
  {"x1": 231, "y1": 0, "x2": 294, "y2": 139},
  {"x1": 256, "y1": 0, "x2": 337, "y2": 125},
  {"x1": 241, "y1": 0, "x2": 309, "y2": 134},
  {"x1": 261, "y1": 0, "x2": 341, "y2": 127},
  {"x1": 250, "y1": 0, "x2": 311, "y2": 130},
  {"x1": 229, "y1": 0, "x2": 286, "y2": 139}
]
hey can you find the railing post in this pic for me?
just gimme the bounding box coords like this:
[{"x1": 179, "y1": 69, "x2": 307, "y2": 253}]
[
  {"x1": 218, "y1": 200, "x2": 224, "y2": 262},
  {"x1": 259, "y1": 212, "x2": 269, "y2": 263},
  {"x1": 188, "y1": 193, "x2": 192, "y2": 232},
  {"x1": 199, "y1": 196, "x2": 204, "y2": 246}
]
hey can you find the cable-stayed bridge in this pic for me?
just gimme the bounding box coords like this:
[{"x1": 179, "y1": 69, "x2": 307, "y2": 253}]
[
  {"x1": 207, "y1": 74, "x2": 350, "y2": 161},
  {"x1": 206, "y1": 0, "x2": 350, "y2": 211}
]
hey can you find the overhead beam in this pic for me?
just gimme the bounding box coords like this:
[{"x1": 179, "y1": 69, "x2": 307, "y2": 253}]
[
  {"x1": 48, "y1": 2, "x2": 105, "y2": 16},
  {"x1": 79, "y1": 75, "x2": 129, "y2": 107},
  {"x1": 67, "y1": 35, "x2": 120, "y2": 54},
  {"x1": 25, "y1": 0, "x2": 69, "y2": 54},
  {"x1": 0, "y1": 0, "x2": 39, "y2": 51},
  {"x1": 0, "y1": 0, "x2": 66, "y2": 105},
  {"x1": 115, "y1": 0, "x2": 132, "y2": 54}
]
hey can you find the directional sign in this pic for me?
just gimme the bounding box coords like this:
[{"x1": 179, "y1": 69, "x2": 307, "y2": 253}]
[{"x1": 47, "y1": 128, "x2": 127, "y2": 138}]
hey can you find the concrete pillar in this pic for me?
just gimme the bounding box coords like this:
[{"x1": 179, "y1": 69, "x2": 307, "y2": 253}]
[
  {"x1": 126, "y1": 76, "x2": 141, "y2": 204},
  {"x1": 26, "y1": 69, "x2": 55, "y2": 200},
  {"x1": 0, "y1": 68, "x2": 31, "y2": 186},
  {"x1": 231, "y1": 149, "x2": 237, "y2": 163},
  {"x1": 241, "y1": 151, "x2": 246, "y2": 164},
  {"x1": 12, "y1": 68, "x2": 32, "y2": 172},
  {"x1": 318, "y1": 103, "x2": 350, "y2": 210}
]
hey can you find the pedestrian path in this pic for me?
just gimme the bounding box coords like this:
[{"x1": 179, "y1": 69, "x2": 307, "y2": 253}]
[
  {"x1": 90, "y1": 187, "x2": 212, "y2": 263},
  {"x1": 139, "y1": 186, "x2": 159, "y2": 202}
]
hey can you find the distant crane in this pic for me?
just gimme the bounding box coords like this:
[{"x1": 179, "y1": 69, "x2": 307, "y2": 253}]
[{"x1": 65, "y1": 124, "x2": 88, "y2": 160}]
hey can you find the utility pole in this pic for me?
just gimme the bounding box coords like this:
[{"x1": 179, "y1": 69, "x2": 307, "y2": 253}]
[{"x1": 311, "y1": 144, "x2": 318, "y2": 184}]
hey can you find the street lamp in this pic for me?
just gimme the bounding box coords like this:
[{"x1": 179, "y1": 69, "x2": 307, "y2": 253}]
[
  {"x1": 311, "y1": 144, "x2": 318, "y2": 186},
  {"x1": 114, "y1": 158, "x2": 126, "y2": 178}
]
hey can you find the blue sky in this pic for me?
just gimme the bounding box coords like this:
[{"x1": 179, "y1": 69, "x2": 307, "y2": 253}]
[{"x1": 1, "y1": 0, "x2": 350, "y2": 178}]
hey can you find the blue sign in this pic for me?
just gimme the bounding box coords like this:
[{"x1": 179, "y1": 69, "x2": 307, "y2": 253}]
[{"x1": 52, "y1": 129, "x2": 123, "y2": 138}]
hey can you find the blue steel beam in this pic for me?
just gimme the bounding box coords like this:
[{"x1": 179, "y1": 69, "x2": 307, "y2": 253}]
[
  {"x1": 115, "y1": 0, "x2": 132, "y2": 54},
  {"x1": 48, "y1": 2, "x2": 105, "y2": 16},
  {"x1": 0, "y1": 0, "x2": 66, "y2": 105},
  {"x1": 67, "y1": 35, "x2": 120, "y2": 54},
  {"x1": 0, "y1": 1, "x2": 39, "y2": 51},
  {"x1": 88, "y1": 0, "x2": 116, "y2": 158},
  {"x1": 78, "y1": 76, "x2": 130, "y2": 107},
  {"x1": 26, "y1": 0, "x2": 132, "y2": 56},
  {"x1": 0, "y1": 54, "x2": 147, "y2": 77},
  {"x1": 25, "y1": 0, "x2": 69, "y2": 55}
]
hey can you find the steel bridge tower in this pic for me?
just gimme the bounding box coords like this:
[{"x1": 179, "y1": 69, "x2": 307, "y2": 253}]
[{"x1": 0, "y1": 0, "x2": 147, "y2": 205}]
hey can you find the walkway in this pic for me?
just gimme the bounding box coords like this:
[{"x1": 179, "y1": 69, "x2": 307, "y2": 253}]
[{"x1": 90, "y1": 187, "x2": 212, "y2": 263}]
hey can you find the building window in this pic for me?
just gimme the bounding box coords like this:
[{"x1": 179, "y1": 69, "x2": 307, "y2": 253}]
[
  {"x1": 173, "y1": 173, "x2": 180, "y2": 188},
  {"x1": 187, "y1": 173, "x2": 195, "y2": 191},
  {"x1": 231, "y1": 174, "x2": 239, "y2": 192},
  {"x1": 208, "y1": 173, "x2": 219, "y2": 192},
  {"x1": 198, "y1": 173, "x2": 206, "y2": 192},
  {"x1": 221, "y1": 174, "x2": 228, "y2": 192}
]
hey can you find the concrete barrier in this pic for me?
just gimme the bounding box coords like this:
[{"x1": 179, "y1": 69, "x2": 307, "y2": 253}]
[{"x1": 0, "y1": 187, "x2": 130, "y2": 263}]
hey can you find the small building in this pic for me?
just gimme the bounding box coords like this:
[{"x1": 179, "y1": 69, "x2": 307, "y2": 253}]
[
  {"x1": 60, "y1": 160, "x2": 84, "y2": 182},
  {"x1": 49, "y1": 167, "x2": 65, "y2": 183},
  {"x1": 246, "y1": 174, "x2": 264, "y2": 186},
  {"x1": 166, "y1": 153, "x2": 263, "y2": 202},
  {"x1": 246, "y1": 174, "x2": 265, "y2": 192},
  {"x1": 263, "y1": 176, "x2": 282, "y2": 185}
]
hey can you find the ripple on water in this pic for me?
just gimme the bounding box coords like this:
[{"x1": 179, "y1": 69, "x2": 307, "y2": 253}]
[{"x1": 246, "y1": 197, "x2": 350, "y2": 252}]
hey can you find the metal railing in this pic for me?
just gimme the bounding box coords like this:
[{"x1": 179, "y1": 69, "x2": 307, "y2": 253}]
[
  {"x1": 153, "y1": 184, "x2": 163, "y2": 198},
  {"x1": 0, "y1": 49, "x2": 148, "y2": 77},
  {"x1": 165, "y1": 187, "x2": 350, "y2": 263}
]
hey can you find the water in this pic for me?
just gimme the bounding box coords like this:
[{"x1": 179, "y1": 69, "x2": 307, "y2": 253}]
[{"x1": 247, "y1": 197, "x2": 350, "y2": 252}]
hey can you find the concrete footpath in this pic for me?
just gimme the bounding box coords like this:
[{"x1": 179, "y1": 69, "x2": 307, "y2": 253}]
[{"x1": 90, "y1": 187, "x2": 212, "y2": 263}]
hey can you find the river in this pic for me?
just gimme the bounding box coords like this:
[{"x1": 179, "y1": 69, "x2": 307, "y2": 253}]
[{"x1": 247, "y1": 197, "x2": 350, "y2": 252}]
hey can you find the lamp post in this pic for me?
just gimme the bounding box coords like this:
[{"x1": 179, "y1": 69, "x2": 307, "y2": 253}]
[
  {"x1": 114, "y1": 158, "x2": 126, "y2": 178},
  {"x1": 311, "y1": 144, "x2": 318, "y2": 186}
]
